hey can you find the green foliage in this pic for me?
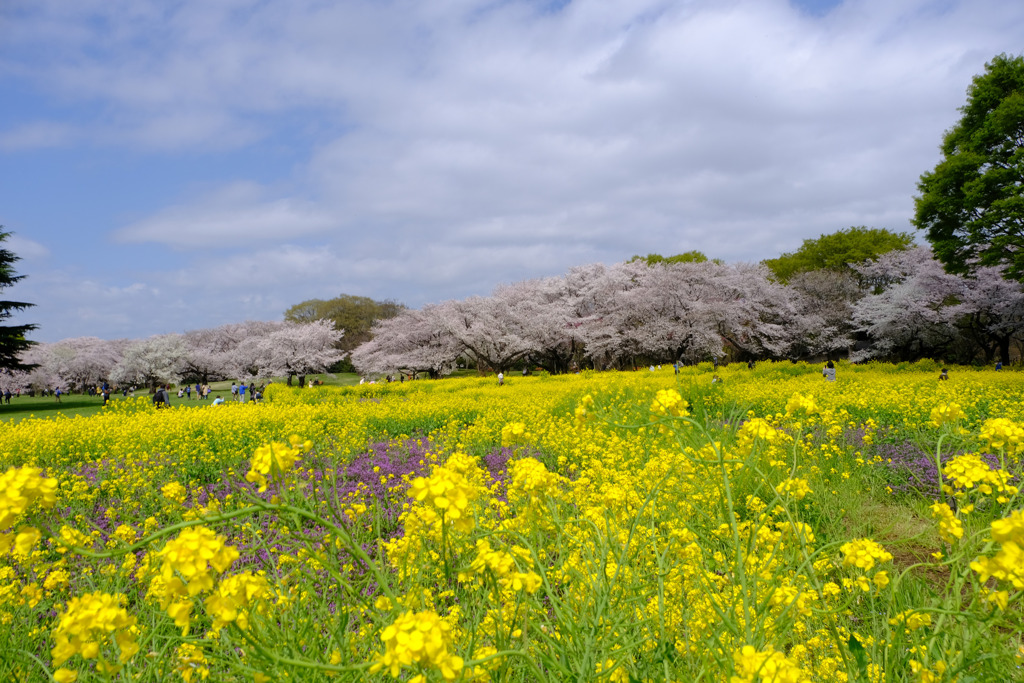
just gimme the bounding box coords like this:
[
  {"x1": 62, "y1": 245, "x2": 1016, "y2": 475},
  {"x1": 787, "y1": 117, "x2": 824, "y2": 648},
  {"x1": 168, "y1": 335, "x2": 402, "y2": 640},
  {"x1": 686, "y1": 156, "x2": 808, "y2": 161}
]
[
  {"x1": 915, "y1": 53, "x2": 1024, "y2": 280},
  {"x1": 628, "y1": 251, "x2": 711, "y2": 266},
  {"x1": 284, "y1": 294, "x2": 405, "y2": 370},
  {"x1": 762, "y1": 226, "x2": 914, "y2": 283},
  {"x1": 0, "y1": 227, "x2": 37, "y2": 370}
]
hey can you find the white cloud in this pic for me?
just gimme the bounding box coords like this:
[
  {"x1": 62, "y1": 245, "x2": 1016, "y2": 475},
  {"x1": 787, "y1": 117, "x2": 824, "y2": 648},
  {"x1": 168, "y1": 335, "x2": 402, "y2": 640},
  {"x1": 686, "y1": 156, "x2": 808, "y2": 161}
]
[
  {"x1": 4, "y1": 0, "x2": 1024, "y2": 339},
  {"x1": 4, "y1": 234, "x2": 51, "y2": 261},
  {"x1": 114, "y1": 182, "x2": 337, "y2": 248}
]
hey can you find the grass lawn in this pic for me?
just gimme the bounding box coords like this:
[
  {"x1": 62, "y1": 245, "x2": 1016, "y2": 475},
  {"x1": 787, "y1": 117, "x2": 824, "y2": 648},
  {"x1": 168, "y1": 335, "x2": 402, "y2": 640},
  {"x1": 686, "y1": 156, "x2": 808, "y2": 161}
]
[{"x1": 0, "y1": 372, "x2": 366, "y2": 423}]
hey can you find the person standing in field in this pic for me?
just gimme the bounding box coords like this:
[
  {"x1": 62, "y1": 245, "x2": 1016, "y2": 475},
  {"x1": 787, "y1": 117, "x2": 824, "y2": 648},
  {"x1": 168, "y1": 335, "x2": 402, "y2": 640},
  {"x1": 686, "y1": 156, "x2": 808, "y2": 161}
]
[
  {"x1": 822, "y1": 361, "x2": 836, "y2": 382},
  {"x1": 498, "y1": 372, "x2": 504, "y2": 386}
]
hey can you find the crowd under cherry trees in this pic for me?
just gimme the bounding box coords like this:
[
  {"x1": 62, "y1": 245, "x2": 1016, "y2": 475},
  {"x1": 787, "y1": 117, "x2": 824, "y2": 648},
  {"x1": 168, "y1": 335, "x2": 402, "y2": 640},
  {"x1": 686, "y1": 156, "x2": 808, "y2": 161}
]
[
  {"x1": 6, "y1": 320, "x2": 344, "y2": 393},
  {"x1": 351, "y1": 247, "x2": 1024, "y2": 377}
]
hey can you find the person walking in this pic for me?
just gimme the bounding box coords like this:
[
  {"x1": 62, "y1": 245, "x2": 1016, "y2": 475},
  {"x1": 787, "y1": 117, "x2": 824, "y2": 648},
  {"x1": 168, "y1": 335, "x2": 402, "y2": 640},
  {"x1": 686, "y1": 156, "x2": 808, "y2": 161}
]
[{"x1": 497, "y1": 372, "x2": 504, "y2": 386}]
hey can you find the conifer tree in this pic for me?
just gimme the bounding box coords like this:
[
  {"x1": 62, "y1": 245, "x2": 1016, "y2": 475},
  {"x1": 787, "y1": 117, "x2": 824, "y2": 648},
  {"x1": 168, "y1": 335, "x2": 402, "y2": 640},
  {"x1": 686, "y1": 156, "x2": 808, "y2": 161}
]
[{"x1": 0, "y1": 228, "x2": 38, "y2": 370}]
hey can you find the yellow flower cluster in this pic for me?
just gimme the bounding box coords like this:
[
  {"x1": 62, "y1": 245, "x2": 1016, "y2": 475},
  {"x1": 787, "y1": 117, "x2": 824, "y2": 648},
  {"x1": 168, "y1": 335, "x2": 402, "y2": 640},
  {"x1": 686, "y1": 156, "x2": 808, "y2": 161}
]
[
  {"x1": 507, "y1": 457, "x2": 564, "y2": 522},
  {"x1": 979, "y1": 417, "x2": 1024, "y2": 456},
  {"x1": 889, "y1": 609, "x2": 932, "y2": 632},
  {"x1": 462, "y1": 539, "x2": 542, "y2": 594},
  {"x1": 154, "y1": 526, "x2": 240, "y2": 634},
  {"x1": 971, "y1": 511, "x2": 1024, "y2": 590},
  {"x1": 929, "y1": 502, "x2": 964, "y2": 543},
  {"x1": 370, "y1": 609, "x2": 464, "y2": 680},
  {"x1": 942, "y1": 453, "x2": 1018, "y2": 500},
  {"x1": 784, "y1": 393, "x2": 818, "y2": 416},
  {"x1": 574, "y1": 393, "x2": 595, "y2": 428},
  {"x1": 161, "y1": 481, "x2": 188, "y2": 504},
  {"x1": 245, "y1": 435, "x2": 313, "y2": 492},
  {"x1": 928, "y1": 402, "x2": 966, "y2": 428},
  {"x1": 500, "y1": 422, "x2": 534, "y2": 446},
  {"x1": 840, "y1": 538, "x2": 893, "y2": 571},
  {"x1": 204, "y1": 570, "x2": 270, "y2": 630},
  {"x1": 730, "y1": 644, "x2": 808, "y2": 683},
  {"x1": 650, "y1": 389, "x2": 689, "y2": 417},
  {"x1": 775, "y1": 478, "x2": 811, "y2": 501},
  {"x1": 0, "y1": 465, "x2": 58, "y2": 531},
  {"x1": 409, "y1": 464, "x2": 480, "y2": 532},
  {"x1": 51, "y1": 591, "x2": 139, "y2": 680}
]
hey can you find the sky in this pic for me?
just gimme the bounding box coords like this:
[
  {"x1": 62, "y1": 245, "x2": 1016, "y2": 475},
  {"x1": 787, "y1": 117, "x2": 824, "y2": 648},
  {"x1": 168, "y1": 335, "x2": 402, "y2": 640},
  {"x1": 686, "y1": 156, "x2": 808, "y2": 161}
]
[{"x1": 1, "y1": 0, "x2": 1022, "y2": 343}]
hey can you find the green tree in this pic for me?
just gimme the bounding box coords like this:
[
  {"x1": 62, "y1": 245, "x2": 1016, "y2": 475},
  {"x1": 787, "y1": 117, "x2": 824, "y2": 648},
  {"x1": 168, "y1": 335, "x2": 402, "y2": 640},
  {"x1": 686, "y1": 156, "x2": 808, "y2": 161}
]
[
  {"x1": 914, "y1": 54, "x2": 1024, "y2": 280},
  {"x1": 0, "y1": 228, "x2": 37, "y2": 370},
  {"x1": 628, "y1": 251, "x2": 714, "y2": 266},
  {"x1": 284, "y1": 294, "x2": 404, "y2": 371},
  {"x1": 762, "y1": 226, "x2": 913, "y2": 283}
]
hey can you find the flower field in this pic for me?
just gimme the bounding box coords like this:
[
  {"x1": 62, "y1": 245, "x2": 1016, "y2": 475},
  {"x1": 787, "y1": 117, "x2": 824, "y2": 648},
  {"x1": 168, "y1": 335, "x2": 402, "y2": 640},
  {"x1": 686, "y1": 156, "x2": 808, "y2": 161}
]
[{"x1": 1, "y1": 360, "x2": 1023, "y2": 682}]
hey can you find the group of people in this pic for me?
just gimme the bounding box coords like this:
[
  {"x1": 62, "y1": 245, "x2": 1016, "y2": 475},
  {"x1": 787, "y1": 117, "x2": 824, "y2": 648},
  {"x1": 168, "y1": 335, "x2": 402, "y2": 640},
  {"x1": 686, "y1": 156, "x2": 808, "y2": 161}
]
[
  {"x1": 176, "y1": 383, "x2": 215, "y2": 400},
  {"x1": 229, "y1": 382, "x2": 264, "y2": 403}
]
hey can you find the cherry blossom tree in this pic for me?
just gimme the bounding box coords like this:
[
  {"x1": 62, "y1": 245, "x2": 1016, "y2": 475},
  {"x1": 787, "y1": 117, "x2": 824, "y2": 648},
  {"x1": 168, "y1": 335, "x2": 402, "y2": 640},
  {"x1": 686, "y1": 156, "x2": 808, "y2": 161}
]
[
  {"x1": 350, "y1": 305, "x2": 461, "y2": 378},
  {"x1": 184, "y1": 321, "x2": 285, "y2": 382},
  {"x1": 248, "y1": 319, "x2": 345, "y2": 386},
  {"x1": 111, "y1": 334, "x2": 190, "y2": 388},
  {"x1": 948, "y1": 265, "x2": 1024, "y2": 364},
  {"x1": 851, "y1": 247, "x2": 964, "y2": 361},
  {"x1": 437, "y1": 297, "x2": 533, "y2": 373}
]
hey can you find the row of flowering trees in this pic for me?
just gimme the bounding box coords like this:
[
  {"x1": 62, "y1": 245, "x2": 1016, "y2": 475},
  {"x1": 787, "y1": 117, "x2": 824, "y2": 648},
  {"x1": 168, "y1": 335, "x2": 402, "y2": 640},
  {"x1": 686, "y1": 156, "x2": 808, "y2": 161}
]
[
  {"x1": 351, "y1": 247, "x2": 1024, "y2": 376},
  {"x1": 5, "y1": 320, "x2": 344, "y2": 392}
]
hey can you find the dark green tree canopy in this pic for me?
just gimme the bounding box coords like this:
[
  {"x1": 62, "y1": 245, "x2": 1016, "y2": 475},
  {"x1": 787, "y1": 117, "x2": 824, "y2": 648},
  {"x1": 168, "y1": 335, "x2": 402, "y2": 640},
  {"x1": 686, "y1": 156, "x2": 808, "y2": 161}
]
[
  {"x1": 915, "y1": 53, "x2": 1024, "y2": 279},
  {"x1": 0, "y1": 228, "x2": 37, "y2": 370},
  {"x1": 284, "y1": 294, "x2": 404, "y2": 360},
  {"x1": 762, "y1": 226, "x2": 914, "y2": 283}
]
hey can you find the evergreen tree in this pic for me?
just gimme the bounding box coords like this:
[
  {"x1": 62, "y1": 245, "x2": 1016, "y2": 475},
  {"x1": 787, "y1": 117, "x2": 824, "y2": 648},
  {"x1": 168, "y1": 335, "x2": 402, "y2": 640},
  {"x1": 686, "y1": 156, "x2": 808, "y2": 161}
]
[{"x1": 0, "y1": 228, "x2": 38, "y2": 370}]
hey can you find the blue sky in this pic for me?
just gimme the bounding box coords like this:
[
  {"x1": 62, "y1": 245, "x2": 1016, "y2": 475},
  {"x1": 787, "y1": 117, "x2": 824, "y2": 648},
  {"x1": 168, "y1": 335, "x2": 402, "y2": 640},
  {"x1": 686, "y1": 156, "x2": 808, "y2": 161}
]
[{"x1": 1, "y1": 0, "x2": 1021, "y2": 342}]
